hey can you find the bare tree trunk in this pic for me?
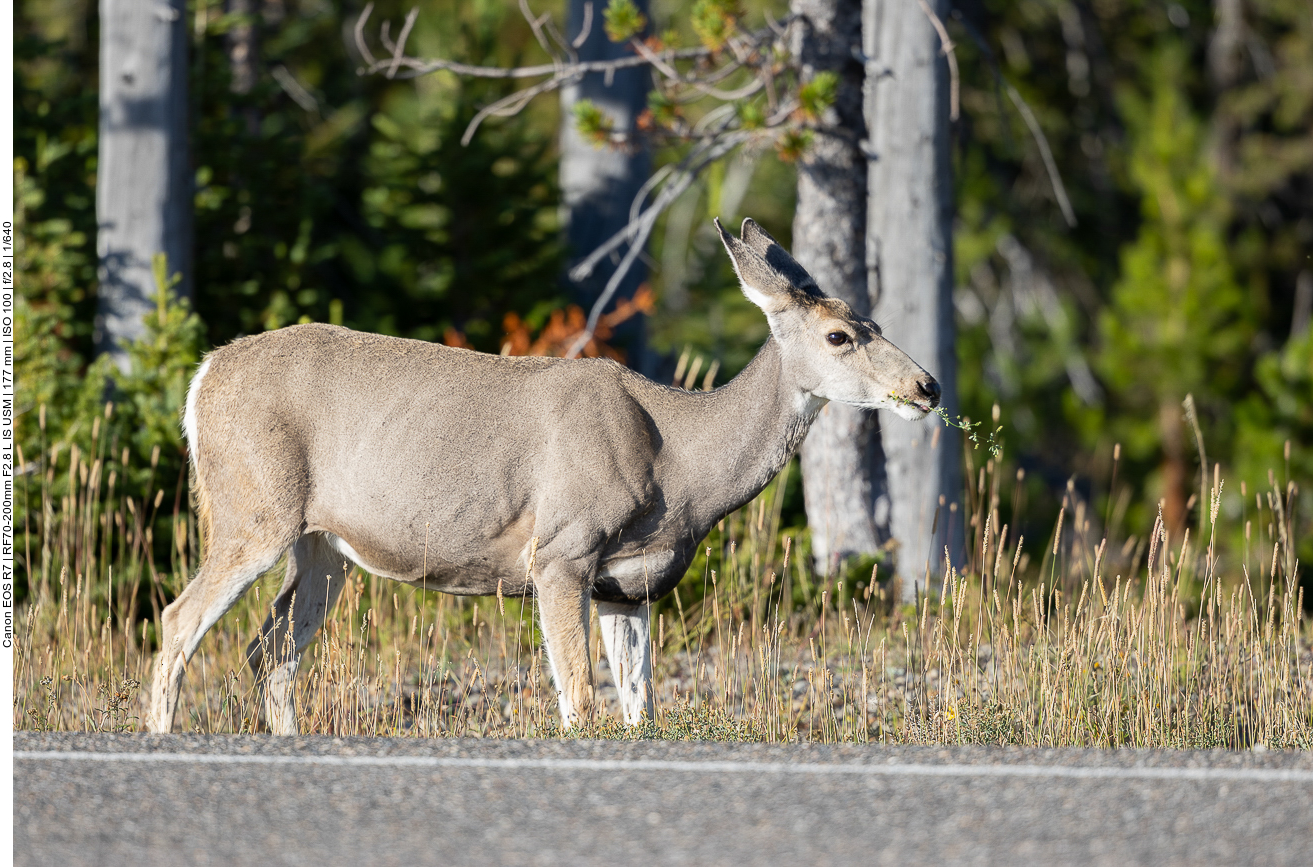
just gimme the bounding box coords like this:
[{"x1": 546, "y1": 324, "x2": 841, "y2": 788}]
[
  {"x1": 226, "y1": 0, "x2": 259, "y2": 96},
  {"x1": 791, "y1": 0, "x2": 891, "y2": 577},
  {"x1": 1208, "y1": 0, "x2": 1245, "y2": 177},
  {"x1": 225, "y1": 0, "x2": 272, "y2": 141},
  {"x1": 96, "y1": 0, "x2": 191, "y2": 367},
  {"x1": 1159, "y1": 399, "x2": 1187, "y2": 539},
  {"x1": 1208, "y1": 0, "x2": 1249, "y2": 183},
  {"x1": 865, "y1": 0, "x2": 961, "y2": 598},
  {"x1": 561, "y1": 0, "x2": 652, "y2": 370},
  {"x1": 1208, "y1": 0, "x2": 1246, "y2": 90}
]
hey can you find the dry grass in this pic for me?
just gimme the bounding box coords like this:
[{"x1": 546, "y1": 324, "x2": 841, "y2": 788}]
[{"x1": 12, "y1": 422, "x2": 1312, "y2": 748}]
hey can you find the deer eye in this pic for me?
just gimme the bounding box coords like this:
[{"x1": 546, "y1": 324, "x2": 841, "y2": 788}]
[{"x1": 826, "y1": 331, "x2": 849, "y2": 346}]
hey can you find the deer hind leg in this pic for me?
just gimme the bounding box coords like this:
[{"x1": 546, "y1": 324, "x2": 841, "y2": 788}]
[
  {"x1": 534, "y1": 558, "x2": 596, "y2": 728},
  {"x1": 597, "y1": 601, "x2": 654, "y2": 726},
  {"x1": 149, "y1": 534, "x2": 291, "y2": 733},
  {"x1": 246, "y1": 533, "x2": 349, "y2": 735}
]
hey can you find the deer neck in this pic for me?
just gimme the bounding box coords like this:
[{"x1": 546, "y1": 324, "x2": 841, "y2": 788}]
[{"x1": 664, "y1": 336, "x2": 824, "y2": 525}]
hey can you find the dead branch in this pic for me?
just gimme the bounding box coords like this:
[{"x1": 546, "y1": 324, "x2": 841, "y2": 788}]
[
  {"x1": 571, "y1": 2, "x2": 593, "y2": 49},
  {"x1": 355, "y1": 4, "x2": 712, "y2": 81},
  {"x1": 916, "y1": 0, "x2": 959, "y2": 122},
  {"x1": 518, "y1": 0, "x2": 557, "y2": 63},
  {"x1": 461, "y1": 75, "x2": 564, "y2": 145},
  {"x1": 1005, "y1": 84, "x2": 1077, "y2": 228},
  {"x1": 952, "y1": 13, "x2": 1077, "y2": 228},
  {"x1": 568, "y1": 123, "x2": 766, "y2": 284},
  {"x1": 567, "y1": 126, "x2": 751, "y2": 358},
  {"x1": 350, "y1": 4, "x2": 808, "y2": 354},
  {"x1": 385, "y1": 7, "x2": 420, "y2": 79},
  {"x1": 354, "y1": 3, "x2": 378, "y2": 67}
]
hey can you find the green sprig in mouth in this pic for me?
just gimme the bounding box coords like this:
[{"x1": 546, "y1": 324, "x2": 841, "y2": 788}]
[{"x1": 891, "y1": 394, "x2": 1005, "y2": 460}]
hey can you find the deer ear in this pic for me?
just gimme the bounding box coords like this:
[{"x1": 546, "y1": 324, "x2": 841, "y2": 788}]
[
  {"x1": 739, "y1": 218, "x2": 779, "y2": 256},
  {"x1": 739, "y1": 218, "x2": 821, "y2": 295},
  {"x1": 715, "y1": 218, "x2": 795, "y2": 313}
]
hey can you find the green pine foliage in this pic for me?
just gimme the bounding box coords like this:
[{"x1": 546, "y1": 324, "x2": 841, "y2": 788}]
[
  {"x1": 1238, "y1": 325, "x2": 1313, "y2": 475},
  {"x1": 1234, "y1": 324, "x2": 1313, "y2": 569},
  {"x1": 573, "y1": 99, "x2": 617, "y2": 148},
  {"x1": 1090, "y1": 47, "x2": 1252, "y2": 485},
  {"x1": 15, "y1": 246, "x2": 205, "y2": 607},
  {"x1": 13, "y1": 7, "x2": 99, "y2": 367},
  {"x1": 16, "y1": 0, "x2": 567, "y2": 357},
  {"x1": 690, "y1": 0, "x2": 742, "y2": 52},
  {"x1": 951, "y1": 0, "x2": 1311, "y2": 569},
  {"x1": 603, "y1": 0, "x2": 648, "y2": 43},
  {"x1": 13, "y1": 0, "x2": 568, "y2": 603},
  {"x1": 348, "y1": 87, "x2": 564, "y2": 348},
  {"x1": 797, "y1": 71, "x2": 839, "y2": 122},
  {"x1": 14, "y1": 0, "x2": 1313, "y2": 602},
  {"x1": 188, "y1": 0, "x2": 565, "y2": 349}
]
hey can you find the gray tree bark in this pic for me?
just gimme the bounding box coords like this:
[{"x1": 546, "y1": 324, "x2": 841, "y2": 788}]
[
  {"x1": 561, "y1": 0, "x2": 653, "y2": 370},
  {"x1": 791, "y1": 0, "x2": 892, "y2": 577},
  {"x1": 865, "y1": 0, "x2": 962, "y2": 598},
  {"x1": 96, "y1": 0, "x2": 191, "y2": 368}
]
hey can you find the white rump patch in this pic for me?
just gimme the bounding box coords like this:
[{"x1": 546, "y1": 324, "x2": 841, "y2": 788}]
[{"x1": 182, "y1": 357, "x2": 211, "y2": 454}]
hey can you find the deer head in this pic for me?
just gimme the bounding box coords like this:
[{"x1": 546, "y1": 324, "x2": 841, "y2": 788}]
[{"x1": 716, "y1": 217, "x2": 940, "y2": 420}]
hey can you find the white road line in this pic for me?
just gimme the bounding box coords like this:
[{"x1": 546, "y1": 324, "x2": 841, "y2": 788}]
[{"x1": 15, "y1": 750, "x2": 1313, "y2": 783}]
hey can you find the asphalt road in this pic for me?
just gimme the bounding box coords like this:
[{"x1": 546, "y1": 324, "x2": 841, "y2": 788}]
[{"x1": 14, "y1": 733, "x2": 1313, "y2": 866}]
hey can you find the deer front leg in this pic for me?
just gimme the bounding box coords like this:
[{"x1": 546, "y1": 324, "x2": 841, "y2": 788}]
[
  {"x1": 597, "y1": 600, "x2": 654, "y2": 725},
  {"x1": 535, "y1": 560, "x2": 595, "y2": 727}
]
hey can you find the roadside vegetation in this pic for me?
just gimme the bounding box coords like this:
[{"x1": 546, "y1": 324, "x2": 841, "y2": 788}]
[
  {"x1": 14, "y1": 373, "x2": 1309, "y2": 748},
  {"x1": 14, "y1": 0, "x2": 1311, "y2": 748}
]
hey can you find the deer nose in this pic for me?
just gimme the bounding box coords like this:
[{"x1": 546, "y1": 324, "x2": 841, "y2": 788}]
[{"x1": 917, "y1": 377, "x2": 941, "y2": 407}]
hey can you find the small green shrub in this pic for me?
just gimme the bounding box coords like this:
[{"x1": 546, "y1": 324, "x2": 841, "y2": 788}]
[{"x1": 544, "y1": 700, "x2": 768, "y2": 742}]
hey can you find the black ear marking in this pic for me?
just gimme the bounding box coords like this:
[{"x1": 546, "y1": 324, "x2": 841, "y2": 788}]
[
  {"x1": 716, "y1": 216, "x2": 828, "y2": 312},
  {"x1": 765, "y1": 250, "x2": 821, "y2": 296},
  {"x1": 735, "y1": 218, "x2": 821, "y2": 296}
]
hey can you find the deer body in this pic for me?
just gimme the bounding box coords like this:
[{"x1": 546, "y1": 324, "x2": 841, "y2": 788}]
[
  {"x1": 150, "y1": 219, "x2": 939, "y2": 734},
  {"x1": 191, "y1": 325, "x2": 810, "y2": 599}
]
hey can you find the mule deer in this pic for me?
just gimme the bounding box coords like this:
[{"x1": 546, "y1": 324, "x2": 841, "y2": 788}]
[{"x1": 148, "y1": 218, "x2": 940, "y2": 734}]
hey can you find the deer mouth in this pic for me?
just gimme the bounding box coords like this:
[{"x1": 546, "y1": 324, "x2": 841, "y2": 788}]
[
  {"x1": 885, "y1": 392, "x2": 934, "y2": 420},
  {"x1": 903, "y1": 400, "x2": 935, "y2": 418},
  {"x1": 910, "y1": 400, "x2": 935, "y2": 413}
]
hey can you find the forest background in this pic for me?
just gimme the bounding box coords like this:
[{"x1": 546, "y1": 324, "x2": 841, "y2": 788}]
[{"x1": 14, "y1": 0, "x2": 1313, "y2": 610}]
